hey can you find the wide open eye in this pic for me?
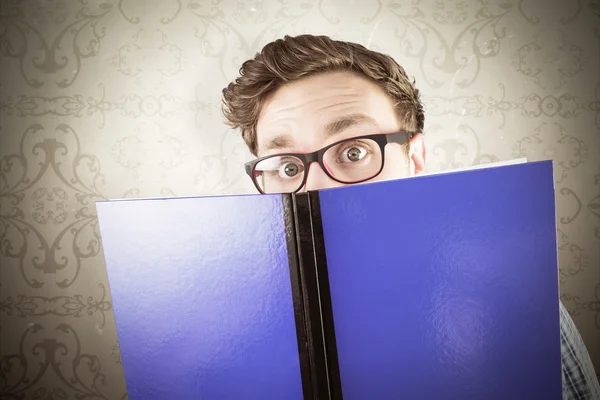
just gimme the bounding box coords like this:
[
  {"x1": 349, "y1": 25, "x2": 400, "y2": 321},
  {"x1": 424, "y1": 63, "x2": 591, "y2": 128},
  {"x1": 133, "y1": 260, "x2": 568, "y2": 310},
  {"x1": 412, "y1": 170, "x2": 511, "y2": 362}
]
[
  {"x1": 255, "y1": 156, "x2": 305, "y2": 180},
  {"x1": 337, "y1": 144, "x2": 369, "y2": 163},
  {"x1": 278, "y1": 161, "x2": 303, "y2": 178},
  {"x1": 253, "y1": 155, "x2": 305, "y2": 193}
]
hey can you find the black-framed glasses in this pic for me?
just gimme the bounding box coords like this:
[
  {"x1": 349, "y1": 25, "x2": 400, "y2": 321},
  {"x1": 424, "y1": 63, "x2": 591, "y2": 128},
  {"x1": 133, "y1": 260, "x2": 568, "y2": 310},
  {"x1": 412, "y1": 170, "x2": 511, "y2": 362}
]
[{"x1": 244, "y1": 131, "x2": 413, "y2": 194}]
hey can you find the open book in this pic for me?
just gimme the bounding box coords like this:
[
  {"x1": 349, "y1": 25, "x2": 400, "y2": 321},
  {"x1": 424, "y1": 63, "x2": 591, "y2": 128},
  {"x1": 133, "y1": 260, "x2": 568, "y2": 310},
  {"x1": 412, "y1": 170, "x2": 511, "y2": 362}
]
[{"x1": 96, "y1": 159, "x2": 561, "y2": 400}]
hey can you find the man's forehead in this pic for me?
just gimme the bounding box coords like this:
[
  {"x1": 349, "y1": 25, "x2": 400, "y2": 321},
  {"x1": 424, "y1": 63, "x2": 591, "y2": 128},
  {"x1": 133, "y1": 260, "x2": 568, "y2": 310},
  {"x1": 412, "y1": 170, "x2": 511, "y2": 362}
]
[
  {"x1": 255, "y1": 71, "x2": 398, "y2": 154},
  {"x1": 257, "y1": 71, "x2": 377, "y2": 119}
]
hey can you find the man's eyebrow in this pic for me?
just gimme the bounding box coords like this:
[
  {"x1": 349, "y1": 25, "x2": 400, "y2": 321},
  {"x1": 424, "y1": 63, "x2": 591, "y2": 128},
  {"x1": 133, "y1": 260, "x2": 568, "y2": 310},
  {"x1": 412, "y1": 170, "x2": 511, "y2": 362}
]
[
  {"x1": 261, "y1": 135, "x2": 295, "y2": 153},
  {"x1": 324, "y1": 113, "x2": 379, "y2": 137},
  {"x1": 259, "y1": 113, "x2": 379, "y2": 154}
]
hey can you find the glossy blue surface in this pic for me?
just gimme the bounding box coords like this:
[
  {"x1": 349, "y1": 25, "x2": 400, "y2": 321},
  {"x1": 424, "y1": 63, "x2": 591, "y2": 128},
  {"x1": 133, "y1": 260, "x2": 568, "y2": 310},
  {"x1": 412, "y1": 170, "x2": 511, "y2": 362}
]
[
  {"x1": 97, "y1": 195, "x2": 303, "y2": 400},
  {"x1": 319, "y1": 161, "x2": 561, "y2": 399}
]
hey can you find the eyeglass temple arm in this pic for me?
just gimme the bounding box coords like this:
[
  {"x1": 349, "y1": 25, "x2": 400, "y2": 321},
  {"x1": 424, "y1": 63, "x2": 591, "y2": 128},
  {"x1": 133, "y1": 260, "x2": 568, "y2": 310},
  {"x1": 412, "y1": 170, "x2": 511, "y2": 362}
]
[{"x1": 388, "y1": 131, "x2": 413, "y2": 145}]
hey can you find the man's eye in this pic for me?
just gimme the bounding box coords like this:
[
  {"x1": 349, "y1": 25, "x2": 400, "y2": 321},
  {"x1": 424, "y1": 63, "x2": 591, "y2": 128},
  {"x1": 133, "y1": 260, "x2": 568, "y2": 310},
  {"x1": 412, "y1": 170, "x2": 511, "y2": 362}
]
[
  {"x1": 338, "y1": 145, "x2": 368, "y2": 163},
  {"x1": 278, "y1": 162, "x2": 303, "y2": 178}
]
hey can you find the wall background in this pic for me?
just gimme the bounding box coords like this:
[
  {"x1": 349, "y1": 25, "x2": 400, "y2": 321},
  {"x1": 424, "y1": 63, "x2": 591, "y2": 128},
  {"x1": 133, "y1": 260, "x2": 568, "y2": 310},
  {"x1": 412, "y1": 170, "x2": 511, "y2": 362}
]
[{"x1": 0, "y1": 0, "x2": 598, "y2": 398}]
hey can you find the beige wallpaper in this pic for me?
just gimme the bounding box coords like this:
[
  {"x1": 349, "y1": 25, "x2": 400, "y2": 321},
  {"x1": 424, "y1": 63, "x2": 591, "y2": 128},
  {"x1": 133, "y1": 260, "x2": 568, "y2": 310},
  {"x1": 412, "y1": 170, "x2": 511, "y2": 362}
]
[{"x1": 0, "y1": 0, "x2": 599, "y2": 398}]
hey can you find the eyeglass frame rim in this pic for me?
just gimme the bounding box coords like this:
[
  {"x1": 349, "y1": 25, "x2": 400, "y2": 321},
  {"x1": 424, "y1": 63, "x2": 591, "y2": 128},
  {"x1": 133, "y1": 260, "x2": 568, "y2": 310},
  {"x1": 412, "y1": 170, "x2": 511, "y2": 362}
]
[{"x1": 244, "y1": 131, "x2": 414, "y2": 194}]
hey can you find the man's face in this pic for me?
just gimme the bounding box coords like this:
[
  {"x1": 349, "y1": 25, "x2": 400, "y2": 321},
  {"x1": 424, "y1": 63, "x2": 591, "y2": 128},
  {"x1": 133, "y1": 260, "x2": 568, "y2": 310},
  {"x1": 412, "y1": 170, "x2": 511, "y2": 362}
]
[{"x1": 255, "y1": 71, "x2": 425, "y2": 192}]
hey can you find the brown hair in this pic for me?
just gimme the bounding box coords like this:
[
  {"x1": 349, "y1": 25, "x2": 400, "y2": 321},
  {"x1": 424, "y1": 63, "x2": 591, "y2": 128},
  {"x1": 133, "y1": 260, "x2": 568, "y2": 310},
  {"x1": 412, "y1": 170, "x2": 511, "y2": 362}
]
[{"x1": 222, "y1": 34, "x2": 424, "y2": 156}]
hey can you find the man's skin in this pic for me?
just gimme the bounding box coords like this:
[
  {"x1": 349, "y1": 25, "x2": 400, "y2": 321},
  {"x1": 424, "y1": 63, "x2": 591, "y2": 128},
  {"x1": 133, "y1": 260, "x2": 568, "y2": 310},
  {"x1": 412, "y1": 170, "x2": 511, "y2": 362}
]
[{"x1": 255, "y1": 70, "x2": 426, "y2": 186}]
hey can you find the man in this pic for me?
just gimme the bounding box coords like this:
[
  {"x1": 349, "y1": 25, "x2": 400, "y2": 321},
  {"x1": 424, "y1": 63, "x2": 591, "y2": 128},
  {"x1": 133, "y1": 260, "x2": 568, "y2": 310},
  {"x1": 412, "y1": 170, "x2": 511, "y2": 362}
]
[{"x1": 222, "y1": 34, "x2": 600, "y2": 399}]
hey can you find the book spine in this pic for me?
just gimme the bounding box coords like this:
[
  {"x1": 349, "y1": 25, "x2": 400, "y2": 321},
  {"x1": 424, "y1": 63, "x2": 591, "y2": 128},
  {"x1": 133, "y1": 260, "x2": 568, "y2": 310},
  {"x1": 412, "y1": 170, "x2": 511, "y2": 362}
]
[
  {"x1": 284, "y1": 192, "x2": 342, "y2": 400},
  {"x1": 283, "y1": 194, "x2": 314, "y2": 399}
]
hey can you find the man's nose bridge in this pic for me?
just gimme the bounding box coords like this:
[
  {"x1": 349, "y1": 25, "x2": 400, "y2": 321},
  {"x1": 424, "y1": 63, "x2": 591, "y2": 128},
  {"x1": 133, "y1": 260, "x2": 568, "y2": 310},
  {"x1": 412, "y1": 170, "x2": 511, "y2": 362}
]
[{"x1": 303, "y1": 161, "x2": 331, "y2": 191}]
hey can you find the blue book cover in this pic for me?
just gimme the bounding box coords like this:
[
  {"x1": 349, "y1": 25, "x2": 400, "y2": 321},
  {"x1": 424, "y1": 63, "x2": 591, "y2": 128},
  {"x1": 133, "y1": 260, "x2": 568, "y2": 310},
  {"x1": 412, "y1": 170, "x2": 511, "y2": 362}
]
[{"x1": 96, "y1": 160, "x2": 561, "y2": 399}]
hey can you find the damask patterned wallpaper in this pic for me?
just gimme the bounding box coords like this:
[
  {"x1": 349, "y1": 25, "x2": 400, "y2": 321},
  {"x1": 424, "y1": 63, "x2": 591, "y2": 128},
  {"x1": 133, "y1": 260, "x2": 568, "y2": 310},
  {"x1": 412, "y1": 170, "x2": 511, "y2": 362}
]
[{"x1": 0, "y1": 0, "x2": 598, "y2": 398}]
